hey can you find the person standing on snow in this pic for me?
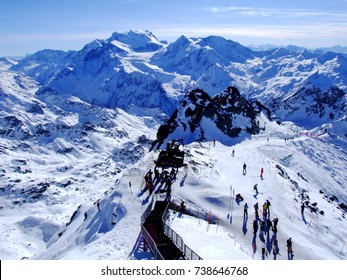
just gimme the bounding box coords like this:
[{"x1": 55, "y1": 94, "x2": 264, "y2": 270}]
[
  {"x1": 180, "y1": 200, "x2": 186, "y2": 213},
  {"x1": 253, "y1": 220, "x2": 258, "y2": 234},
  {"x1": 243, "y1": 163, "x2": 247, "y2": 175},
  {"x1": 260, "y1": 167, "x2": 264, "y2": 179},
  {"x1": 254, "y1": 202, "x2": 259, "y2": 219},
  {"x1": 266, "y1": 199, "x2": 271, "y2": 217},
  {"x1": 243, "y1": 203, "x2": 249, "y2": 219},
  {"x1": 287, "y1": 238, "x2": 294, "y2": 260},
  {"x1": 272, "y1": 217, "x2": 279, "y2": 232},
  {"x1": 262, "y1": 202, "x2": 268, "y2": 218}
]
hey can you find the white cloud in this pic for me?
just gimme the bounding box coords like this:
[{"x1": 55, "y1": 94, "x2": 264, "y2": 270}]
[
  {"x1": 151, "y1": 22, "x2": 347, "y2": 47},
  {"x1": 212, "y1": 6, "x2": 347, "y2": 21},
  {"x1": 211, "y1": 7, "x2": 219, "y2": 13}
]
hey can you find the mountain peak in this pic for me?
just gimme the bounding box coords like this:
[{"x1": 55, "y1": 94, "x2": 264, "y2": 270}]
[
  {"x1": 151, "y1": 86, "x2": 270, "y2": 149},
  {"x1": 108, "y1": 29, "x2": 164, "y2": 52}
]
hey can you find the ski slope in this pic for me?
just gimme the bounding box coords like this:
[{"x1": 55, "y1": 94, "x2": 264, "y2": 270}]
[
  {"x1": 167, "y1": 131, "x2": 347, "y2": 260},
  {"x1": 1, "y1": 119, "x2": 344, "y2": 260}
]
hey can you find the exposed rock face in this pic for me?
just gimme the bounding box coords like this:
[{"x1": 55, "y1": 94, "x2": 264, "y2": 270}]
[{"x1": 152, "y1": 86, "x2": 271, "y2": 149}]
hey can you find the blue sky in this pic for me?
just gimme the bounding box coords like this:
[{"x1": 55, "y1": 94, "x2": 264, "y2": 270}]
[{"x1": 1, "y1": 0, "x2": 347, "y2": 56}]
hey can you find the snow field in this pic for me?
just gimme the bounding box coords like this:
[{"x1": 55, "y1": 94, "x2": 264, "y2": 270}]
[{"x1": 167, "y1": 125, "x2": 346, "y2": 260}]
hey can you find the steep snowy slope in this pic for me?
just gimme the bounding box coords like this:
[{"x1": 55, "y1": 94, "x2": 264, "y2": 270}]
[
  {"x1": 0, "y1": 70, "x2": 160, "y2": 259},
  {"x1": 23, "y1": 119, "x2": 347, "y2": 260}
]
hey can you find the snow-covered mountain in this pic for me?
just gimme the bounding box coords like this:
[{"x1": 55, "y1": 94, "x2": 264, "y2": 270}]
[
  {"x1": 0, "y1": 29, "x2": 346, "y2": 260},
  {"x1": 9, "y1": 29, "x2": 346, "y2": 132}
]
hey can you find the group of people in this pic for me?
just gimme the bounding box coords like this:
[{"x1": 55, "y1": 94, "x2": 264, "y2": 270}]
[
  {"x1": 144, "y1": 166, "x2": 178, "y2": 200},
  {"x1": 234, "y1": 158, "x2": 297, "y2": 260},
  {"x1": 242, "y1": 198, "x2": 294, "y2": 260}
]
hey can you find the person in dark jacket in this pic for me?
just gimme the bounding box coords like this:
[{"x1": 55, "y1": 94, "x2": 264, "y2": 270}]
[
  {"x1": 253, "y1": 220, "x2": 258, "y2": 234},
  {"x1": 243, "y1": 163, "x2": 247, "y2": 175},
  {"x1": 273, "y1": 217, "x2": 279, "y2": 232},
  {"x1": 243, "y1": 203, "x2": 249, "y2": 219},
  {"x1": 287, "y1": 237, "x2": 294, "y2": 260}
]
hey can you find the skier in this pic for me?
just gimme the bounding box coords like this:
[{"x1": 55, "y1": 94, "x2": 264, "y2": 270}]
[
  {"x1": 243, "y1": 163, "x2": 247, "y2": 175},
  {"x1": 253, "y1": 184, "x2": 259, "y2": 195},
  {"x1": 231, "y1": 150, "x2": 235, "y2": 157},
  {"x1": 236, "y1": 193, "x2": 244, "y2": 203},
  {"x1": 301, "y1": 203, "x2": 305, "y2": 215},
  {"x1": 260, "y1": 167, "x2": 264, "y2": 179},
  {"x1": 287, "y1": 237, "x2": 294, "y2": 260},
  {"x1": 243, "y1": 203, "x2": 248, "y2": 219}
]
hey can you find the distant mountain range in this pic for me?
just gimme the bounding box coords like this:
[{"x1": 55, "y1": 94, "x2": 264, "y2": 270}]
[
  {"x1": 248, "y1": 44, "x2": 347, "y2": 55},
  {"x1": 1, "y1": 29, "x2": 346, "y2": 139}
]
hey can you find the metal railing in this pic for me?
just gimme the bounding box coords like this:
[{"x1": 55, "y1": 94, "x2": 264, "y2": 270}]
[
  {"x1": 141, "y1": 195, "x2": 202, "y2": 260},
  {"x1": 140, "y1": 195, "x2": 165, "y2": 260},
  {"x1": 141, "y1": 223, "x2": 165, "y2": 260},
  {"x1": 162, "y1": 201, "x2": 203, "y2": 260},
  {"x1": 169, "y1": 197, "x2": 219, "y2": 223}
]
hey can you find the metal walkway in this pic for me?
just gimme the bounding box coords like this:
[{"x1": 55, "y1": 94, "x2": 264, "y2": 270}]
[{"x1": 142, "y1": 200, "x2": 185, "y2": 260}]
